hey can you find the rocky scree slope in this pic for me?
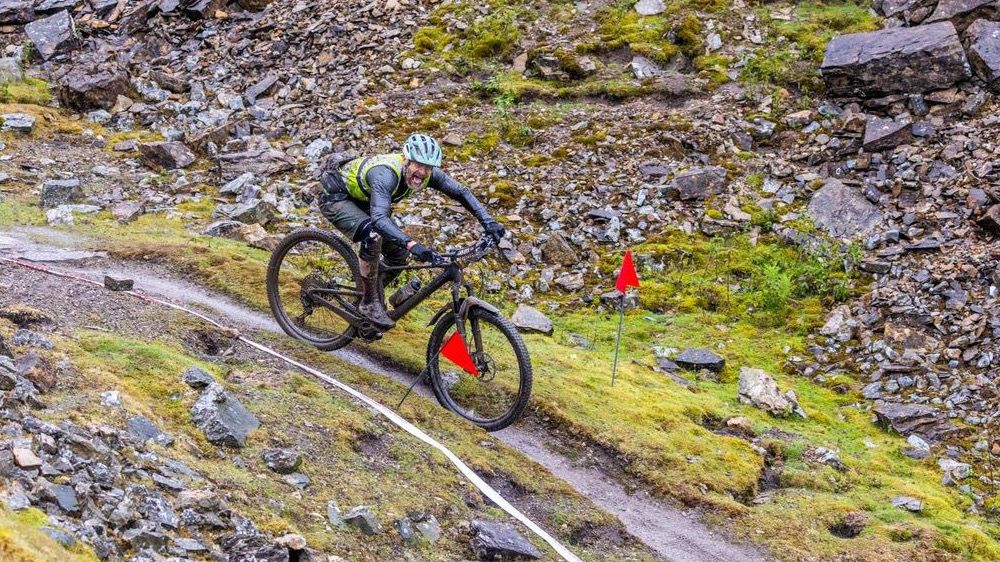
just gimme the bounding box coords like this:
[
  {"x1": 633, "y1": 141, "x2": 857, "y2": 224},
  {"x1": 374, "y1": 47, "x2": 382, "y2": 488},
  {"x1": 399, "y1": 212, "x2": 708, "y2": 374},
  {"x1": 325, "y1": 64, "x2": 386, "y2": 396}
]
[
  {"x1": 5, "y1": 0, "x2": 1000, "y2": 556},
  {"x1": 0, "y1": 264, "x2": 658, "y2": 561}
]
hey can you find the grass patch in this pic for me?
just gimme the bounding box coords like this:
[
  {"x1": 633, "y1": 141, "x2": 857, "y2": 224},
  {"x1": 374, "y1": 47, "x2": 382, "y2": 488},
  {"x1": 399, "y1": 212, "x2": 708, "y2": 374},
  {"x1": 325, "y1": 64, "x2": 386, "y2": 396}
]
[
  {"x1": 620, "y1": 230, "x2": 856, "y2": 330},
  {"x1": 583, "y1": 0, "x2": 713, "y2": 65},
  {"x1": 0, "y1": 506, "x2": 99, "y2": 561},
  {"x1": 741, "y1": 1, "x2": 879, "y2": 92},
  {"x1": 0, "y1": 78, "x2": 52, "y2": 106}
]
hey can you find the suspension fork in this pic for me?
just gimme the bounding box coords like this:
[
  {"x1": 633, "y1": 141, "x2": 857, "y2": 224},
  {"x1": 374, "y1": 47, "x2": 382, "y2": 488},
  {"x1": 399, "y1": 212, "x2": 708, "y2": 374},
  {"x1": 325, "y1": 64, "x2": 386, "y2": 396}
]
[{"x1": 449, "y1": 269, "x2": 487, "y2": 368}]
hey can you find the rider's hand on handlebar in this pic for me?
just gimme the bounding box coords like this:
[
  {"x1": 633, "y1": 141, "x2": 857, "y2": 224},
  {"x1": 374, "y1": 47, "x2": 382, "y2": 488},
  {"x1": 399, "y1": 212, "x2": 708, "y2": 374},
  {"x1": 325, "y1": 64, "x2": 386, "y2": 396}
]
[
  {"x1": 409, "y1": 242, "x2": 442, "y2": 264},
  {"x1": 484, "y1": 221, "x2": 506, "y2": 243}
]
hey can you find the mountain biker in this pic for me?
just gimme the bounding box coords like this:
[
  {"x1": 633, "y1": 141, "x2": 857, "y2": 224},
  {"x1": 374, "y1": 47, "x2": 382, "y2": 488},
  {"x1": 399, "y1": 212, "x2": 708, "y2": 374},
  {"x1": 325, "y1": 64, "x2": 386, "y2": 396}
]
[{"x1": 318, "y1": 133, "x2": 506, "y2": 332}]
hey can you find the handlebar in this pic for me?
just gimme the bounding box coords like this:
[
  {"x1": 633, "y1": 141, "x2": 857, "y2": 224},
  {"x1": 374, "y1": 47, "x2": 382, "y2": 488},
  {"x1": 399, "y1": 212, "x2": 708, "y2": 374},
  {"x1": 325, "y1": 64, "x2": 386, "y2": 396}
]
[{"x1": 435, "y1": 236, "x2": 496, "y2": 268}]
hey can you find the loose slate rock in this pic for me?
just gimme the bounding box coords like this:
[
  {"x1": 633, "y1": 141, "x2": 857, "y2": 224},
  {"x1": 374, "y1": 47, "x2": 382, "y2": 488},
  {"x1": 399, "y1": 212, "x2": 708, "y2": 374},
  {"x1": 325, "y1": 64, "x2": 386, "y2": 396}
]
[
  {"x1": 139, "y1": 141, "x2": 196, "y2": 170},
  {"x1": 821, "y1": 22, "x2": 971, "y2": 97},
  {"x1": 674, "y1": 348, "x2": 725, "y2": 372},
  {"x1": 807, "y1": 179, "x2": 883, "y2": 240},
  {"x1": 57, "y1": 61, "x2": 130, "y2": 110},
  {"x1": 182, "y1": 367, "x2": 214, "y2": 389},
  {"x1": 891, "y1": 496, "x2": 922, "y2": 512},
  {"x1": 215, "y1": 199, "x2": 276, "y2": 225},
  {"x1": 126, "y1": 415, "x2": 175, "y2": 446},
  {"x1": 470, "y1": 520, "x2": 542, "y2": 560},
  {"x1": 344, "y1": 506, "x2": 382, "y2": 535},
  {"x1": 40, "y1": 179, "x2": 83, "y2": 208},
  {"x1": 2, "y1": 113, "x2": 34, "y2": 133},
  {"x1": 874, "y1": 402, "x2": 964, "y2": 442},
  {"x1": 24, "y1": 10, "x2": 78, "y2": 60},
  {"x1": 510, "y1": 304, "x2": 553, "y2": 336},
  {"x1": 0, "y1": 0, "x2": 35, "y2": 24},
  {"x1": 190, "y1": 382, "x2": 260, "y2": 448},
  {"x1": 862, "y1": 116, "x2": 913, "y2": 151},
  {"x1": 662, "y1": 166, "x2": 727, "y2": 201},
  {"x1": 738, "y1": 367, "x2": 802, "y2": 417},
  {"x1": 262, "y1": 449, "x2": 301, "y2": 474},
  {"x1": 47, "y1": 483, "x2": 78, "y2": 512},
  {"x1": 634, "y1": 0, "x2": 665, "y2": 15},
  {"x1": 104, "y1": 276, "x2": 133, "y2": 291},
  {"x1": 966, "y1": 19, "x2": 1000, "y2": 90}
]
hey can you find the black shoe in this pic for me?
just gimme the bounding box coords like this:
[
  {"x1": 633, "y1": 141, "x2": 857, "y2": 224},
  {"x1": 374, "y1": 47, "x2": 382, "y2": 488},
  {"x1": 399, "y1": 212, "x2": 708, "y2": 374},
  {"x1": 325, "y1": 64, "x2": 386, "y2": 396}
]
[{"x1": 358, "y1": 300, "x2": 395, "y2": 331}]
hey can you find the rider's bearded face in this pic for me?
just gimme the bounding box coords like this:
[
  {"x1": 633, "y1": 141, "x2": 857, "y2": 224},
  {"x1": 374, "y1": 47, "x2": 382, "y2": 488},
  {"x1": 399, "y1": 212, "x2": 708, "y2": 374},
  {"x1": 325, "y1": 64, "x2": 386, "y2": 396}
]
[{"x1": 404, "y1": 161, "x2": 432, "y2": 189}]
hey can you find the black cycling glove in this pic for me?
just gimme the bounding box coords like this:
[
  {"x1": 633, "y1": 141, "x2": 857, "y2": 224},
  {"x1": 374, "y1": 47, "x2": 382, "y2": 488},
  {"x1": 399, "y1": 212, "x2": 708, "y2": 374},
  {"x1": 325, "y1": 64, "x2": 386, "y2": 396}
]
[
  {"x1": 484, "y1": 221, "x2": 506, "y2": 243},
  {"x1": 409, "y1": 243, "x2": 440, "y2": 264}
]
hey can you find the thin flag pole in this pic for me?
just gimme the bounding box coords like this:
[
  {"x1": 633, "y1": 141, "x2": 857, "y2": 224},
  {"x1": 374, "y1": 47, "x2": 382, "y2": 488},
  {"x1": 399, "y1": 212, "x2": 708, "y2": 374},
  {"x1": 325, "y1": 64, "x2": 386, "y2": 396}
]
[
  {"x1": 397, "y1": 365, "x2": 429, "y2": 409},
  {"x1": 611, "y1": 291, "x2": 625, "y2": 386}
]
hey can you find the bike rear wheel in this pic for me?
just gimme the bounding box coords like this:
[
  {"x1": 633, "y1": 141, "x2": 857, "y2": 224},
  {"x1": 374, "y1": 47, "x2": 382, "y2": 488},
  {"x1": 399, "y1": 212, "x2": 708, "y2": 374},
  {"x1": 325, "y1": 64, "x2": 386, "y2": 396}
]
[
  {"x1": 266, "y1": 228, "x2": 360, "y2": 351},
  {"x1": 427, "y1": 308, "x2": 532, "y2": 431}
]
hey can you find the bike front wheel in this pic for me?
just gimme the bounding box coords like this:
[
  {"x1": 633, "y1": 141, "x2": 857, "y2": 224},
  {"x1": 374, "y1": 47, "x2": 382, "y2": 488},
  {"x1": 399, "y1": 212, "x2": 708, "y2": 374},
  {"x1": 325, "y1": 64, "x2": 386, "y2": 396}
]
[
  {"x1": 427, "y1": 308, "x2": 532, "y2": 431},
  {"x1": 266, "y1": 228, "x2": 360, "y2": 351}
]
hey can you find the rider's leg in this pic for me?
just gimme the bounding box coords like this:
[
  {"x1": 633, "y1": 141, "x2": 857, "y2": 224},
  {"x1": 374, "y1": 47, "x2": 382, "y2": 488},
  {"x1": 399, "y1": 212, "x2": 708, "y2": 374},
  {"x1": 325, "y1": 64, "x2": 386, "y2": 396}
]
[
  {"x1": 320, "y1": 198, "x2": 394, "y2": 330},
  {"x1": 354, "y1": 222, "x2": 395, "y2": 330},
  {"x1": 380, "y1": 238, "x2": 410, "y2": 288}
]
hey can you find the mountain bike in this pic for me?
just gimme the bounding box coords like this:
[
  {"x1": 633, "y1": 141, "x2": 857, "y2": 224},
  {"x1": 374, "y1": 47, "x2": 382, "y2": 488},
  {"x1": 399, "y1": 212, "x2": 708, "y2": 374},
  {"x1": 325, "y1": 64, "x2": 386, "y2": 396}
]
[{"x1": 265, "y1": 228, "x2": 532, "y2": 431}]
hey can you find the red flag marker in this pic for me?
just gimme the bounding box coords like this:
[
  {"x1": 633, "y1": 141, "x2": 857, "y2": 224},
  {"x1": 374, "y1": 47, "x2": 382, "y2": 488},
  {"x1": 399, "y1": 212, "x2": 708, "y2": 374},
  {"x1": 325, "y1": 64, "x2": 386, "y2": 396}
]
[
  {"x1": 612, "y1": 250, "x2": 640, "y2": 386},
  {"x1": 440, "y1": 332, "x2": 479, "y2": 376},
  {"x1": 615, "y1": 249, "x2": 640, "y2": 293}
]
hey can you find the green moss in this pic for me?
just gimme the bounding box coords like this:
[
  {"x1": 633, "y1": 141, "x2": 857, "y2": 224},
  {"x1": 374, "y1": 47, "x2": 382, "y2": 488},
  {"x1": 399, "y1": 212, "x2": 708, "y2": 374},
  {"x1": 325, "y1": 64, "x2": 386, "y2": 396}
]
[
  {"x1": 571, "y1": 127, "x2": 607, "y2": 146},
  {"x1": 490, "y1": 179, "x2": 521, "y2": 207},
  {"x1": 0, "y1": 78, "x2": 51, "y2": 105},
  {"x1": 616, "y1": 230, "x2": 859, "y2": 330},
  {"x1": 693, "y1": 54, "x2": 732, "y2": 89},
  {"x1": 465, "y1": 8, "x2": 523, "y2": 59},
  {"x1": 413, "y1": 27, "x2": 454, "y2": 53},
  {"x1": 742, "y1": 1, "x2": 879, "y2": 92},
  {"x1": 746, "y1": 173, "x2": 764, "y2": 190}
]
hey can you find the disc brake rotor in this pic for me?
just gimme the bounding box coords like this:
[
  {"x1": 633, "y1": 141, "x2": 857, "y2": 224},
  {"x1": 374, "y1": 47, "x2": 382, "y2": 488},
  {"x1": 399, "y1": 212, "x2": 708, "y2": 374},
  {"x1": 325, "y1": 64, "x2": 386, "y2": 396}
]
[{"x1": 476, "y1": 353, "x2": 497, "y2": 382}]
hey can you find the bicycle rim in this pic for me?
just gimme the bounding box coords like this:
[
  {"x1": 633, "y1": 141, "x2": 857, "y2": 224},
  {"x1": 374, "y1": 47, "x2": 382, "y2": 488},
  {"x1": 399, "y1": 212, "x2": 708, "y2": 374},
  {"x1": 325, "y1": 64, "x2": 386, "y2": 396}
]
[
  {"x1": 270, "y1": 233, "x2": 358, "y2": 349},
  {"x1": 430, "y1": 309, "x2": 530, "y2": 430}
]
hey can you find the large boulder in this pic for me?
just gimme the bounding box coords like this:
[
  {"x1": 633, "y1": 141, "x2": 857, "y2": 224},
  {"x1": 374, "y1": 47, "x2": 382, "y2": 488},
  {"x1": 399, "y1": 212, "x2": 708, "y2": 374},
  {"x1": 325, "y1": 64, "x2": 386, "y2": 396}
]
[
  {"x1": 190, "y1": 382, "x2": 260, "y2": 448},
  {"x1": 139, "y1": 141, "x2": 196, "y2": 170},
  {"x1": 674, "y1": 348, "x2": 725, "y2": 372},
  {"x1": 874, "y1": 402, "x2": 965, "y2": 442},
  {"x1": 925, "y1": 0, "x2": 997, "y2": 28},
  {"x1": 57, "y1": 61, "x2": 130, "y2": 110},
  {"x1": 40, "y1": 179, "x2": 83, "y2": 208},
  {"x1": 821, "y1": 22, "x2": 971, "y2": 97},
  {"x1": 24, "y1": 10, "x2": 78, "y2": 60},
  {"x1": 737, "y1": 367, "x2": 806, "y2": 418},
  {"x1": 966, "y1": 19, "x2": 1000, "y2": 90},
  {"x1": 807, "y1": 179, "x2": 883, "y2": 239},
  {"x1": 510, "y1": 304, "x2": 553, "y2": 336},
  {"x1": 215, "y1": 199, "x2": 276, "y2": 225},
  {"x1": 469, "y1": 520, "x2": 542, "y2": 560}
]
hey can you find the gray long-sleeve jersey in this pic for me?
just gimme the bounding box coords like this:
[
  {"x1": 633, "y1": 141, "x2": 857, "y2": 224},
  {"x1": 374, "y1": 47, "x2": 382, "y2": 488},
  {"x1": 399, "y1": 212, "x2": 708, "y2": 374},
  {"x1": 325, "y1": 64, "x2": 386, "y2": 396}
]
[{"x1": 362, "y1": 165, "x2": 497, "y2": 246}]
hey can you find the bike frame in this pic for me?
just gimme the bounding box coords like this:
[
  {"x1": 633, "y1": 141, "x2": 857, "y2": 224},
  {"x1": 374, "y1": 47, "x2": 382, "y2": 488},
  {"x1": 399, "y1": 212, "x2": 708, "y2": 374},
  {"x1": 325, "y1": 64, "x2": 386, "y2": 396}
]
[{"x1": 304, "y1": 239, "x2": 486, "y2": 345}]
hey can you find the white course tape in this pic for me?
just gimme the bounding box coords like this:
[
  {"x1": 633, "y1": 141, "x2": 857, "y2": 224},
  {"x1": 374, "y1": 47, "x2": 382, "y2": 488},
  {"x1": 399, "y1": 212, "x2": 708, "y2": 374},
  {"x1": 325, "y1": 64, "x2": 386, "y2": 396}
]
[{"x1": 0, "y1": 257, "x2": 583, "y2": 562}]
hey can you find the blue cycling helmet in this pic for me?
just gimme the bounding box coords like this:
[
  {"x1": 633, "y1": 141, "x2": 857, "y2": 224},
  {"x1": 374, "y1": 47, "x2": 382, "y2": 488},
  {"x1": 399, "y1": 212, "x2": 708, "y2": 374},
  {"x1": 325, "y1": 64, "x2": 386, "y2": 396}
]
[{"x1": 402, "y1": 133, "x2": 443, "y2": 167}]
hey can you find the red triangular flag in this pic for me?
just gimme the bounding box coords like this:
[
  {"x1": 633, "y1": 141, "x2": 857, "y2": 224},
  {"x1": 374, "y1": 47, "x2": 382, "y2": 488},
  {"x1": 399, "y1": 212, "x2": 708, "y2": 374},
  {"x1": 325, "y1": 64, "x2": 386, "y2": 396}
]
[
  {"x1": 440, "y1": 332, "x2": 479, "y2": 376},
  {"x1": 615, "y1": 249, "x2": 640, "y2": 293}
]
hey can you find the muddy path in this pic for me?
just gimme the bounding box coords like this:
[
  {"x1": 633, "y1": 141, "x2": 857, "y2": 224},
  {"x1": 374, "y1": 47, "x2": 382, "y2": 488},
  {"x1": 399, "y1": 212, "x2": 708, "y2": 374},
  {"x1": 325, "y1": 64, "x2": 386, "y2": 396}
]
[{"x1": 0, "y1": 226, "x2": 768, "y2": 562}]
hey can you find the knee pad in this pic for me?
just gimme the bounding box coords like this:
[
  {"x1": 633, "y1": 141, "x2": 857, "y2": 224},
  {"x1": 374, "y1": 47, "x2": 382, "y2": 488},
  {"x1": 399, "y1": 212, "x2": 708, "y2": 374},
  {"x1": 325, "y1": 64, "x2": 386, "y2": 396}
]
[{"x1": 355, "y1": 220, "x2": 381, "y2": 262}]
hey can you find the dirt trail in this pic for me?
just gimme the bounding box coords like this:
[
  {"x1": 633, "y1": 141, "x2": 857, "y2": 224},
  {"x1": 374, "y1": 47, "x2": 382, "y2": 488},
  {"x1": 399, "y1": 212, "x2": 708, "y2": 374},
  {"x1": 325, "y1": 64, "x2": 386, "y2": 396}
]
[{"x1": 0, "y1": 226, "x2": 768, "y2": 562}]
